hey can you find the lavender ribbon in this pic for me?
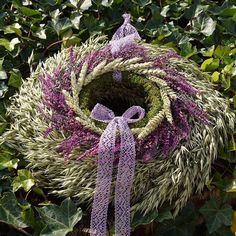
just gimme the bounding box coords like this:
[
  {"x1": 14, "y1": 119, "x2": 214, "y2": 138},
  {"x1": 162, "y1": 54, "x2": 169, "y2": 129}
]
[
  {"x1": 110, "y1": 13, "x2": 141, "y2": 82},
  {"x1": 90, "y1": 103, "x2": 145, "y2": 236}
]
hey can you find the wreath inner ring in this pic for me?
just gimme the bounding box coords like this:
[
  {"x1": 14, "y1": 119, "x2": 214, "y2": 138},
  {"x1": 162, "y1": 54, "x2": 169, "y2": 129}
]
[{"x1": 62, "y1": 56, "x2": 175, "y2": 140}]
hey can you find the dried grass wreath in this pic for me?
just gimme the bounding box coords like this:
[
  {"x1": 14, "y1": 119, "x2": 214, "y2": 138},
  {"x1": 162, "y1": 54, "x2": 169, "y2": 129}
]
[{"x1": 1, "y1": 14, "x2": 234, "y2": 236}]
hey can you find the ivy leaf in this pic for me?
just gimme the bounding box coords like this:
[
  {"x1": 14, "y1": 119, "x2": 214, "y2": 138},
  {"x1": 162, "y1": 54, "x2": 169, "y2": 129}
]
[
  {"x1": 156, "y1": 210, "x2": 173, "y2": 223},
  {"x1": 145, "y1": 5, "x2": 163, "y2": 36},
  {"x1": 160, "y1": 5, "x2": 170, "y2": 17},
  {"x1": 218, "y1": 6, "x2": 236, "y2": 17},
  {"x1": 132, "y1": 0, "x2": 152, "y2": 8},
  {"x1": 80, "y1": 0, "x2": 92, "y2": 11},
  {"x1": 214, "y1": 45, "x2": 231, "y2": 59},
  {"x1": 200, "y1": 199, "x2": 232, "y2": 234},
  {"x1": 132, "y1": 209, "x2": 159, "y2": 229},
  {"x1": 180, "y1": 42, "x2": 197, "y2": 59},
  {"x1": 0, "y1": 192, "x2": 27, "y2": 228},
  {"x1": 0, "y1": 38, "x2": 20, "y2": 52},
  {"x1": 131, "y1": 208, "x2": 172, "y2": 231},
  {"x1": 12, "y1": 169, "x2": 35, "y2": 192},
  {"x1": 67, "y1": 0, "x2": 80, "y2": 8},
  {"x1": 51, "y1": 18, "x2": 73, "y2": 36},
  {"x1": 184, "y1": 3, "x2": 209, "y2": 19},
  {"x1": 220, "y1": 18, "x2": 236, "y2": 36},
  {"x1": 155, "y1": 203, "x2": 197, "y2": 236},
  {"x1": 207, "y1": 225, "x2": 233, "y2": 236},
  {"x1": 63, "y1": 36, "x2": 81, "y2": 47},
  {"x1": 20, "y1": 6, "x2": 42, "y2": 17},
  {"x1": 8, "y1": 38, "x2": 20, "y2": 52},
  {"x1": 8, "y1": 70, "x2": 22, "y2": 88},
  {"x1": 36, "y1": 198, "x2": 82, "y2": 236},
  {"x1": 201, "y1": 58, "x2": 219, "y2": 71},
  {"x1": 0, "y1": 155, "x2": 19, "y2": 170},
  {"x1": 22, "y1": 207, "x2": 46, "y2": 235},
  {"x1": 101, "y1": 0, "x2": 114, "y2": 7},
  {"x1": 35, "y1": 28, "x2": 47, "y2": 39},
  {"x1": 4, "y1": 23, "x2": 22, "y2": 36},
  {"x1": 200, "y1": 16, "x2": 216, "y2": 36},
  {"x1": 200, "y1": 45, "x2": 215, "y2": 57},
  {"x1": 71, "y1": 13, "x2": 82, "y2": 30},
  {"x1": 211, "y1": 71, "x2": 220, "y2": 82}
]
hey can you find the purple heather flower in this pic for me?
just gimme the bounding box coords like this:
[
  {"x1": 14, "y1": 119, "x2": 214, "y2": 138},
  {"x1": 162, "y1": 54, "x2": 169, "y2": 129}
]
[
  {"x1": 153, "y1": 51, "x2": 181, "y2": 68},
  {"x1": 153, "y1": 52, "x2": 198, "y2": 97}
]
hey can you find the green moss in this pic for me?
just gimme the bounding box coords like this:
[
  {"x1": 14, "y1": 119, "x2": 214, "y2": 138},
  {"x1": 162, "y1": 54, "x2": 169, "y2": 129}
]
[{"x1": 79, "y1": 72, "x2": 163, "y2": 129}]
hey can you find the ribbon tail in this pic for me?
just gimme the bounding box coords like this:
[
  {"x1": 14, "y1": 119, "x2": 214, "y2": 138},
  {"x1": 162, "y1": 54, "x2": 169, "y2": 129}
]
[
  {"x1": 115, "y1": 119, "x2": 136, "y2": 236},
  {"x1": 90, "y1": 121, "x2": 117, "y2": 236}
]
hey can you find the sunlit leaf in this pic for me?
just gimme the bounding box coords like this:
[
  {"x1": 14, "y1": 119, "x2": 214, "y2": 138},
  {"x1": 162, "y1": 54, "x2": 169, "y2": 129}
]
[
  {"x1": 0, "y1": 155, "x2": 19, "y2": 170},
  {"x1": 160, "y1": 5, "x2": 170, "y2": 17},
  {"x1": 101, "y1": 0, "x2": 114, "y2": 7},
  {"x1": 218, "y1": 6, "x2": 236, "y2": 17},
  {"x1": 201, "y1": 16, "x2": 216, "y2": 36},
  {"x1": 12, "y1": 169, "x2": 35, "y2": 192},
  {"x1": 8, "y1": 70, "x2": 22, "y2": 88},
  {"x1": 71, "y1": 13, "x2": 82, "y2": 29},
  {"x1": 35, "y1": 28, "x2": 47, "y2": 39},
  {"x1": 200, "y1": 45, "x2": 215, "y2": 57},
  {"x1": 0, "y1": 38, "x2": 20, "y2": 52},
  {"x1": 63, "y1": 36, "x2": 81, "y2": 47},
  {"x1": 201, "y1": 58, "x2": 219, "y2": 71},
  {"x1": 4, "y1": 23, "x2": 22, "y2": 36},
  {"x1": 80, "y1": 0, "x2": 92, "y2": 11},
  {"x1": 214, "y1": 45, "x2": 231, "y2": 59},
  {"x1": 211, "y1": 71, "x2": 220, "y2": 82},
  {"x1": 0, "y1": 71, "x2": 7, "y2": 80},
  {"x1": 20, "y1": 6, "x2": 41, "y2": 17}
]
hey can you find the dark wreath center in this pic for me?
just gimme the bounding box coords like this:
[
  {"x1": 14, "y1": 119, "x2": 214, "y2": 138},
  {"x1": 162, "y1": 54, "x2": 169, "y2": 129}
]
[{"x1": 79, "y1": 72, "x2": 163, "y2": 128}]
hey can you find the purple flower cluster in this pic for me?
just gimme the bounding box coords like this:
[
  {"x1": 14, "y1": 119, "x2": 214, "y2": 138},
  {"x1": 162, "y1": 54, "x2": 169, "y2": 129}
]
[
  {"x1": 139, "y1": 98, "x2": 208, "y2": 160},
  {"x1": 76, "y1": 42, "x2": 148, "y2": 74},
  {"x1": 39, "y1": 61, "x2": 99, "y2": 160},
  {"x1": 153, "y1": 52, "x2": 198, "y2": 96},
  {"x1": 39, "y1": 44, "x2": 208, "y2": 161}
]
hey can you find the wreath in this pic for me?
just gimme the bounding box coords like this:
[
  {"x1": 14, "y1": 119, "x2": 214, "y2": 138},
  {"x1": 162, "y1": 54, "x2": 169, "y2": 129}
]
[{"x1": 2, "y1": 14, "x2": 234, "y2": 236}]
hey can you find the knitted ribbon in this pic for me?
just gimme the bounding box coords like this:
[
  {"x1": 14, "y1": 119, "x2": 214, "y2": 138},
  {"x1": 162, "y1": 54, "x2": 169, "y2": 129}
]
[{"x1": 90, "y1": 103, "x2": 145, "y2": 236}]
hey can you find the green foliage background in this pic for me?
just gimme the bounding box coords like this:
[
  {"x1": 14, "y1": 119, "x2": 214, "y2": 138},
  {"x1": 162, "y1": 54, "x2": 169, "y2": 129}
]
[{"x1": 0, "y1": 0, "x2": 235, "y2": 235}]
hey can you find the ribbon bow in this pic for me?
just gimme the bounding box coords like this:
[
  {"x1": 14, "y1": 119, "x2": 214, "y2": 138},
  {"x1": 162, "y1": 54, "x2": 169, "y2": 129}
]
[{"x1": 90, "y1": 103, "x2": 145, "y2": 236}]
